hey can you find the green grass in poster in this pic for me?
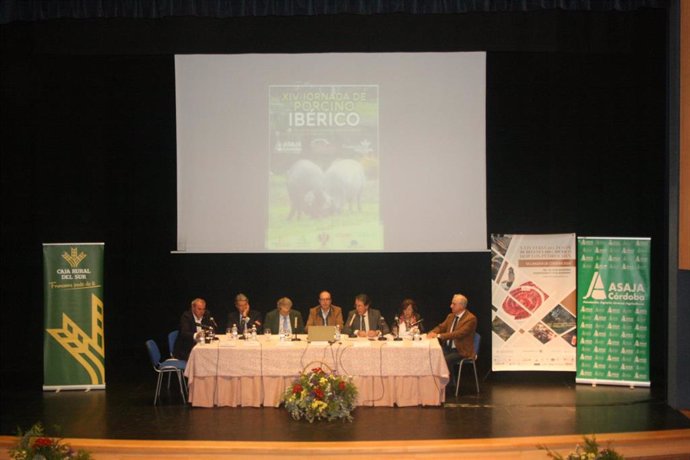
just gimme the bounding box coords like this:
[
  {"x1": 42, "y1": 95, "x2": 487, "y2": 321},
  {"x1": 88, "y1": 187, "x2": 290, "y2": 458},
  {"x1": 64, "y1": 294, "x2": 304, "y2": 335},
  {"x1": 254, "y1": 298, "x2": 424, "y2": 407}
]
[{"x1": 266, "y1": 175, "x2": 382, "y2": 251}]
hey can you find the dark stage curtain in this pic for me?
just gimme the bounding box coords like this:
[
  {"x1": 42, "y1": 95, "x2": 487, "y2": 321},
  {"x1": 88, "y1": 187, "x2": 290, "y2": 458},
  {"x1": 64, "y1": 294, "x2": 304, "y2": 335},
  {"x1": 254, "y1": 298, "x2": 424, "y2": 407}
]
[{"x1": 0, "y1": 0, "x2": 668, "y2": 25}]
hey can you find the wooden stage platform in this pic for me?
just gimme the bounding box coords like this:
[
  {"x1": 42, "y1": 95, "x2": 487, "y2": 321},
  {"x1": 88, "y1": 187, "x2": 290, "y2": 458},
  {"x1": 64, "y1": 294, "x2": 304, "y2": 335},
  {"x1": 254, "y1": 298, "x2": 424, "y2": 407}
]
[
  {"x1": 1, "y1": 371, "x2": 688, "y2": 459},
  {"x1": 1, "y1": 429, "x2": 689, "y2": 459}
]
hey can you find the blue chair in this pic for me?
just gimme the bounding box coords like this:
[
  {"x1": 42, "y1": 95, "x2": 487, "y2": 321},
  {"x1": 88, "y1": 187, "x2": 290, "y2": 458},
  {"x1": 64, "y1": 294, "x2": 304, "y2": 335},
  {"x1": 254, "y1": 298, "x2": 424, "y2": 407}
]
[
  {"x1": 145, "y1": 339, "x2": 187, "y2": 405},
  {"x1": 168, "y1": 330, "x2": 179, "y2": 358},
  {"x1": 455, "y1": 332, "x2": 481, "y2": 397},
  {"x1": 165, "y1": 330, "x2": 187, "y2": 390}
]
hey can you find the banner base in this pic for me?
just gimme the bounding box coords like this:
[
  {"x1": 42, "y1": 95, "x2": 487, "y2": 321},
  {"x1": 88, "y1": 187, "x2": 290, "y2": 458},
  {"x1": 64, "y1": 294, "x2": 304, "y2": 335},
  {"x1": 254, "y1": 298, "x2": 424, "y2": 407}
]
[
  {"x1": 576, "y1": 378, "x2": 650, "y2": 388},
  {"x1": 43, "y1": 384, "x2": 106, "y2": 392}
]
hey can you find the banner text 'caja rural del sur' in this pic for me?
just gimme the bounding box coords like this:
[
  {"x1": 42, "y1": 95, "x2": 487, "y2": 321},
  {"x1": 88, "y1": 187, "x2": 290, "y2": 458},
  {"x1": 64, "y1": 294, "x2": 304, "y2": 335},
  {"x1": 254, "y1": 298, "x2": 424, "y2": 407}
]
[{"x1": 43, "y1": 243, "x2": 105, "y2": 391}]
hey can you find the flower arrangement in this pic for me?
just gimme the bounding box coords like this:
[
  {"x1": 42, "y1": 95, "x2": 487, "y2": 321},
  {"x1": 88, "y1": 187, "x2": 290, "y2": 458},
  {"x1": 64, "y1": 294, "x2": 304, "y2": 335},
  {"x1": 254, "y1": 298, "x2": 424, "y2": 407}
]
[
  {"x1": 8, "y1": 422, "x2": 92, "y2": 460},
  {"x1": 540, "y1": 435, "x2": 624, "y2": 460},
  {"x1": 282, "y1": 365, "x2": 358, "y2": 423}
]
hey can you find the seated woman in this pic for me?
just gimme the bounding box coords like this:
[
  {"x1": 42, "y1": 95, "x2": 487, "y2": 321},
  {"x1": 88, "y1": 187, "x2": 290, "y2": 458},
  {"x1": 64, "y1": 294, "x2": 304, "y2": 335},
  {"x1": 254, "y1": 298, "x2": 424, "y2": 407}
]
[{"x1": 395, "y1": 298, "x2": 424, "y2": 337}]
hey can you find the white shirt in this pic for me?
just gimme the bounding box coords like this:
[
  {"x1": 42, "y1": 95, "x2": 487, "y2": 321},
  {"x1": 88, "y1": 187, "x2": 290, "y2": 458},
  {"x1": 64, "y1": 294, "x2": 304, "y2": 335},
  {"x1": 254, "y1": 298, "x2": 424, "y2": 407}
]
[
  {"x1": 280, "y1": 314, "x2": 292, "y2": 334},
  {"x1": 398, "y1": 318, "x2": 418, "y2": 336},
  {"x1": 193, "y1": 313, "x2": 205, "y2": 340},
  {"x1": 447, "y1": 311, "x2": 466, "y2": 349},
  {"x1": 320, "y1": 308, "x2": 330, "y2": 325},
  {"x1": 351, "y1": 312, "x2": 370, "y2": 334}
]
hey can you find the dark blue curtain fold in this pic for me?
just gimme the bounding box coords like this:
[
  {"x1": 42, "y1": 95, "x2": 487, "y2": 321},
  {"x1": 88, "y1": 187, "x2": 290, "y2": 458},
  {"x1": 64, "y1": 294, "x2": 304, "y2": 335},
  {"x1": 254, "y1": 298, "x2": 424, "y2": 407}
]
[{"x1": 0, "y1": 0, "x2": 668, "y2": 24}]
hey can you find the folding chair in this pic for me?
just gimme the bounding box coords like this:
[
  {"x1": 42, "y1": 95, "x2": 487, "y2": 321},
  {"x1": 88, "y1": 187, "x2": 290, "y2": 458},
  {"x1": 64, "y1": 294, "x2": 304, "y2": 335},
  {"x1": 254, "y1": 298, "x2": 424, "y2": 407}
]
[
  {"x1": 455, "y1": 332, "x2": 481, "y2": 396},
  {"x1": 145, "y1": 339, "x2": 187, "y2": 405}
]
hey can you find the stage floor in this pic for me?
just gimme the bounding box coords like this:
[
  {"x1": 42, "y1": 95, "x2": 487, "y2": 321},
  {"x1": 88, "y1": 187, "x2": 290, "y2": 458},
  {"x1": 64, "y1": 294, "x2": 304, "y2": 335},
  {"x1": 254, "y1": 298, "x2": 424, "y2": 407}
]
[{"x1": 1, "y1": 371, "x2": 688, "y2": 442}]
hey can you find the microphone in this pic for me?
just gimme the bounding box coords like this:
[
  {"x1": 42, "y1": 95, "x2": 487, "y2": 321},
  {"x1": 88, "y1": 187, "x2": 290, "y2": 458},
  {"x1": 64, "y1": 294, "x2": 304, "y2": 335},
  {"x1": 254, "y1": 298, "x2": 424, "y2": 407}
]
[
  {"x1": 392, "y1": 315, "x2": 402, "y2": 341},
  {"x1": 209, "y1": 317, "x2": 220, "y2": 340},
  {"x1": 409, "y1": 318, "x2": 424, "y2": 328},
  {"x1": 291, "y1": 314, "x2": 301, "y2": 341},
  {"x1": 377, "y1": 316, "x2": 388, "y2": 341}
]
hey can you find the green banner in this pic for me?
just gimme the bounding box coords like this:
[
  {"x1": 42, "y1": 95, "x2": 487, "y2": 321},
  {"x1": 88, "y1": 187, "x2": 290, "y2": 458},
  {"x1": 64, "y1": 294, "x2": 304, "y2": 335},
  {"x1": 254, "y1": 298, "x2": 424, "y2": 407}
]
[
  {"x1": 576, "y1": 237, "x2": 650, "y2": 387},
  {"x1": 43, "y1": 243, "x2": 105, "y2": 390}
]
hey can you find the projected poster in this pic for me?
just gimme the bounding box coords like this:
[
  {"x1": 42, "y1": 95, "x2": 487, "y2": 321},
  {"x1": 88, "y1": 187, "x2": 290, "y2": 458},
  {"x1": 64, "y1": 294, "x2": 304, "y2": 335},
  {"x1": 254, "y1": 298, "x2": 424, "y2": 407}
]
[
  {"x1": 491, "y1": 234, "x2": 577, "y2": 371},
  {"x1": 175, "y1": 53, "x2": 486, "y2": 253},
  {"x1": 267, "y1": 85, "x2": 382, "y2": 250}
]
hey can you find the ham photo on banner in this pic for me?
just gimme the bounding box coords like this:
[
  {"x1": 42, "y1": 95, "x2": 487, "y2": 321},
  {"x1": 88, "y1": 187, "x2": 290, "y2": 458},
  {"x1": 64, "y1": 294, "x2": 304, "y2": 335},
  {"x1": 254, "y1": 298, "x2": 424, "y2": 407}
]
[{"x1": 491, "y1": 234, "x2": 577, "y2": 371}]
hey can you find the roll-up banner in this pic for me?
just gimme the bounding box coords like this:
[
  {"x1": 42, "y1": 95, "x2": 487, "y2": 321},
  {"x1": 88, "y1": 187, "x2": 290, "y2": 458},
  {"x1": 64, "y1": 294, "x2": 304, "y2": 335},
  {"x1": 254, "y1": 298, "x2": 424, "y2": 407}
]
[
  {"x1": 491, "y1": 234, "x2": 577, "y2": 371},
  {"x1": 43, "y1": 243, "x2": 105, "y2": 391},
  {"x1": 576, "y1": 237, "x2": 650, "y2": 387}
]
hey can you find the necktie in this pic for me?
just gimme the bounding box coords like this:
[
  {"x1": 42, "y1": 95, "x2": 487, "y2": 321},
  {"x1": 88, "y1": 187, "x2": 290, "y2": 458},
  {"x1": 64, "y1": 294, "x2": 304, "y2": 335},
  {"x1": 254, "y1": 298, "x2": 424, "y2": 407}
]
[
  {"x1": 359, "y1": 315, "x2": 364, "y2": 332},
  {"x1": 447, "y1": 316, "x2": 459, "y2": 349},
  {"x1": 322, "y1": 311, "x2": 328, "y2": 325},
  {"x1": 283, "y1": 316, "x2": 289, "y2": 332}
]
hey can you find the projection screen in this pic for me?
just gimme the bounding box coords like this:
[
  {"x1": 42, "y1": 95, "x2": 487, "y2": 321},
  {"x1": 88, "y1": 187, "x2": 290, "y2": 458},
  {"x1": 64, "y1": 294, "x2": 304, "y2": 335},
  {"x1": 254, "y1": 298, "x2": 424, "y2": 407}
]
[{"x1": 175, "y1": 53, "x2": 486, "y2": 253}]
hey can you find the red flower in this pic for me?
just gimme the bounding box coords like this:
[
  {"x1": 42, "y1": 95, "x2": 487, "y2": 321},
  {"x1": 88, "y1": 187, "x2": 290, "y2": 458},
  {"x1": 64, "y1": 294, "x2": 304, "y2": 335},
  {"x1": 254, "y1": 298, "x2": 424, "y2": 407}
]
[
  {"x1": 33, "y1": 437, "x2": 54, "y2": 448},
  {"x1": 313, "y1": 387, "x2": 325, "y2": 400},
  {"x1": 338, "y1": 381, "x2": 346, "y2": 391},
  {"x1": 292, "y1": 384, "x2": 303, "y2": 394},
  {"x1": 312, "y1": 367, "x2": 322, "y2": 374}
]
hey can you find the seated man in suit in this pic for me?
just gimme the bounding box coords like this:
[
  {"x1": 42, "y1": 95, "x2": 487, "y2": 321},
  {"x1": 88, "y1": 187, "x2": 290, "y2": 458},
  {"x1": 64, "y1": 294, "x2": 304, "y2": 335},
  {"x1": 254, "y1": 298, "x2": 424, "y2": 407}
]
[
  {"x1": 174, "y1": 297, "x2": 213, "y2": 360},
  {"x1": 305, "y1": 290, "x2": 343, "y2": 332},
  {"x1": 227, "y1": 293, "x2": 263, "y2": 335},
  {"x1": 342, "y1": 293, "x2": 390, "y2": 338},
  {"x1": 264, "y1": 297, "x2": 305, "y2": 335},
  {"x1": 427, "y1": 294, "x2": 477, "y2": 382}
]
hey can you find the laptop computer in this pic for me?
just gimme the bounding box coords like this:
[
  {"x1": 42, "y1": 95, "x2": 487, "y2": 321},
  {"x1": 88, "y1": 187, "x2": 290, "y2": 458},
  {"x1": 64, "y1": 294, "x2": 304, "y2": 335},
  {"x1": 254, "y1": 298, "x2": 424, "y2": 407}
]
[{"x1": 307, "y1": 325, "x2": 337, "y2": 342}]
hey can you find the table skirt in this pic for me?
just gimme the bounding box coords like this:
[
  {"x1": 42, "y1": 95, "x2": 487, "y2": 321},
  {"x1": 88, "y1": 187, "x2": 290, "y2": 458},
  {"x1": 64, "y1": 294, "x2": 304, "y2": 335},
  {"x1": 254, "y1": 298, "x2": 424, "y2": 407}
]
[{"x1": 188, "y1": 375, "x2": 447, "y2": 408}]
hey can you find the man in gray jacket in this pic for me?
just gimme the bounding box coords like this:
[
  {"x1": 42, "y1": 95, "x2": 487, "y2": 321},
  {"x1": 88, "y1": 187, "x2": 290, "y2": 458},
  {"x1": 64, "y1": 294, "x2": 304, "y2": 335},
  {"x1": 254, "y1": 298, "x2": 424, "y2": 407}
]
[{"x1": 343, "y1": 293, "x2": 390, "y2": 337}]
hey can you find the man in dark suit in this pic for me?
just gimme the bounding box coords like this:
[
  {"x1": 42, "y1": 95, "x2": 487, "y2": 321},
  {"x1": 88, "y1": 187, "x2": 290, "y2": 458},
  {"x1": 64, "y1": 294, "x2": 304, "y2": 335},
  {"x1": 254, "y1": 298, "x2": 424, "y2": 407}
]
[
  {"x1": 264, "y1": 297, "x2": 305, "y2": 335},
  {"x1": 174, "y1": 297, "x2": 213, "y2": 360},
  {"x1": 304, "y1": 290, "x2": 344, "y2": 332},
  {"x1": 227, "y1": 293, "x2": 263, "y2": 335},
  {"x1": 342, "y1": 293, "x2": 390, "y2": 338},
  {"x1": 427, "y1": 294, "x2": 477, "y2": 382}
]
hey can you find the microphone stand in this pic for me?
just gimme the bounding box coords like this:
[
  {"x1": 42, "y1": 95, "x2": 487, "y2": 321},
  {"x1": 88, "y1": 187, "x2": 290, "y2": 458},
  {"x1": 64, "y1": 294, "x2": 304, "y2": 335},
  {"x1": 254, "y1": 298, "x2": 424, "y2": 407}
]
[
  {"x1": 393, "y1": 316, "x2": 403, "y2": 341},
  {"x1": 291, "y1": 315, "x2": 301, "y2": 341},
  {"x1": 239, "y1": 317, "x2": 248, "y2": 340},
  {"x1": 210, "y1": 317, "x2": 220, "y2": 341},
  {"x1": 377, "y1": 317, "x2": 388, "y2": 341}
]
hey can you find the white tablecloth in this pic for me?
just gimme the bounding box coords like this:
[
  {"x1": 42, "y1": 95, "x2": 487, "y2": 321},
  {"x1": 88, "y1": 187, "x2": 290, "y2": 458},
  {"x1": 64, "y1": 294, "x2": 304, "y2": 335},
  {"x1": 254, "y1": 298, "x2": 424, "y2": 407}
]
[{"x1": 184, "y1": 335, "x2": 449, "y2": 407}]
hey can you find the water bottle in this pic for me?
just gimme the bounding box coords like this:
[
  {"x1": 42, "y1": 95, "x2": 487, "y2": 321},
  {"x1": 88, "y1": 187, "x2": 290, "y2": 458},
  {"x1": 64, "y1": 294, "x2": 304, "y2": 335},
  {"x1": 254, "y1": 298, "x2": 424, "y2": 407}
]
[
  {"x1": 334, "y1": 324, "x2": 341, "y2": 342},
  {"x1": 279, "y1": 326, "x2": 285, "y2": 342},
  {"x1": 231, "y1": 323, "x2": 238, "y2": 340},
  {"x1": 251, "y1": 324, "x2": 257, "y2": 341}
]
